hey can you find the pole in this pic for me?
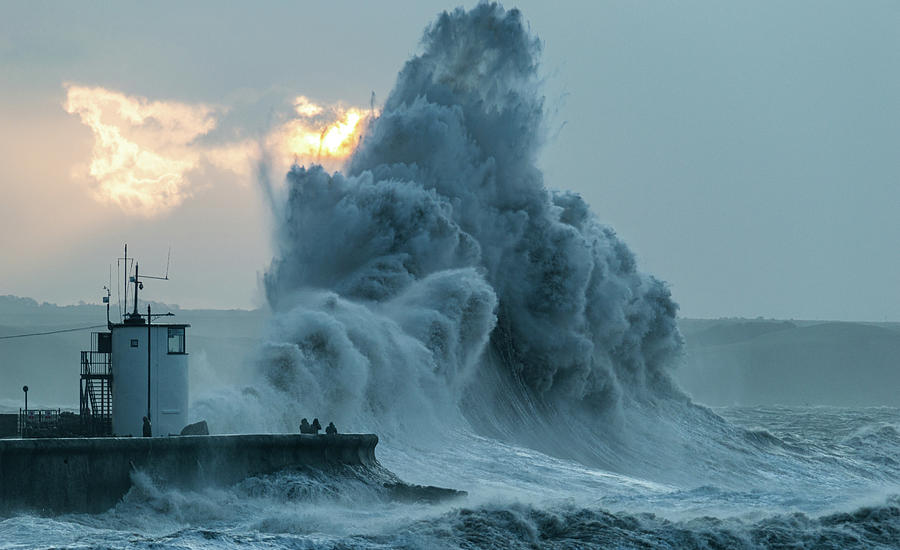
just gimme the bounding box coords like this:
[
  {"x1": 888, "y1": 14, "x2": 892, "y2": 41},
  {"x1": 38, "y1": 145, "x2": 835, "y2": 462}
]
[
  {"x1": 22, "y1": 386, "x2": 28, "y2": 438},
  {"x1": 147, "y1": 304, "x2": 151, "y2": 426},
  {"x1": 123, "y1": 244, "x2": 127, "y2": 316},
  {"x1": 133, "y1": 263, "x2": 140, "y2": 317}
]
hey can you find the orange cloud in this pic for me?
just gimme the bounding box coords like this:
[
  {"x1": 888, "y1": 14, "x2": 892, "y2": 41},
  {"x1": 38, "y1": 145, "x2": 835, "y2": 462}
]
[
  {"x1": 268, "y1": 97, "x2": 370, "y2": 169},
  {"x1": 64, "y1": 86, "x2": 373, "y2": 217},
  {"x1": 64, "y1": 85, "x2": 217, "y2": 215}
]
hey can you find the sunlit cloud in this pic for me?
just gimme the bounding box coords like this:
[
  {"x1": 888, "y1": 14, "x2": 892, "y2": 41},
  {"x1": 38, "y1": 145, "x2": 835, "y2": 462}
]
[
  {"x1": 64, "y1": 85, "x2": 373, "y2": 217},
  {"x1": 293, "y1": 95, "x2": 324, "y2": 117},
  {"x1": 64, "y1": 85, "x2": 217, "y2": 215},
  {"x1": 269, "y1": 97, "x2": 369, "y2": 166}
]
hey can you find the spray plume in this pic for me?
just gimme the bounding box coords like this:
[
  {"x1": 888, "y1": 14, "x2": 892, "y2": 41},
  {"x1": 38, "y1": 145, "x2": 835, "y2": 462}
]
[{"x1": 251, "y1": 3, "x2": 684, "y2": 449}]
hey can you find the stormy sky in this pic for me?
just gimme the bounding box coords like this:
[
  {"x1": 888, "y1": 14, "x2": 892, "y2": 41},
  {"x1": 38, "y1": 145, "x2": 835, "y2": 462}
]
[{"x1": 1, "y1": 1, "x2": 897, "y2": 321}]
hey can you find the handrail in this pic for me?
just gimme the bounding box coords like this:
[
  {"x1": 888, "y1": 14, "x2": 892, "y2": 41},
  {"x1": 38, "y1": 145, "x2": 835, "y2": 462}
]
[
  {"x1": 18, "y1": 408, "x2": 62, "y2": 437},
  {"x1": 81, "y1": 350, "x2": 111, "y2": 376}
]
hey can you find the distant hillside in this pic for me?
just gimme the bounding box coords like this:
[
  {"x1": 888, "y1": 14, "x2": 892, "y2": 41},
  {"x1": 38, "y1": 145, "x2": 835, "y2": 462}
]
[
  {"x1": 3, "y1": 296, "x2": 899, "y2": 410},
  {"x1": 0, "y1": 296, "x2": 267, "y2": 411},
  {"x1": 685, "y1": 319, "x2": 797, "y2": 347},
  {"x1": 676, "y1": 318, "x2": 900, "y2": 407}
]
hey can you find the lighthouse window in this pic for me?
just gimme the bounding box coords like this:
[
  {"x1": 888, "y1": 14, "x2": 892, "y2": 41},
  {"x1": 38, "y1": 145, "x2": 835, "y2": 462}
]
[{"x1": 167, "y1": 327, "x2": 185, "y2": 354}]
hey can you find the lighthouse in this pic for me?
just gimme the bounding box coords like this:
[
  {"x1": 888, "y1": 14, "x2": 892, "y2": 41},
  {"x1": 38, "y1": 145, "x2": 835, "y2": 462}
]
[
  {"x1": 71, "y1": 246, "x2": 192, "y2": 438},
  {"x1": 4, "y1": 248, "x2": 387, "y2": 515},
  {"x1": 105, "y1": 258, "x2": 189, "y2": 437}
]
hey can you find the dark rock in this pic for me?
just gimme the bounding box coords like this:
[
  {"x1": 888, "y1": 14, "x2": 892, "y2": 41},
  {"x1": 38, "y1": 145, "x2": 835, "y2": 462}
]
[
  {"x1": 384, "y1": 481, "x2": 467, "y2": 503},
  {"x1": 179, "y1": 420, "x2": 209, "y2": 436}
]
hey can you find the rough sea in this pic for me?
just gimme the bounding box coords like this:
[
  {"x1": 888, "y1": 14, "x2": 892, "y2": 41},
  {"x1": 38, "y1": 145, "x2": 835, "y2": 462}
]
[
  {"x1": 6, "y1": 4, "x2": 897, "y2": 549},
  {"x1": 2, "y1": 406, "x2": 899, "y2": 549}
]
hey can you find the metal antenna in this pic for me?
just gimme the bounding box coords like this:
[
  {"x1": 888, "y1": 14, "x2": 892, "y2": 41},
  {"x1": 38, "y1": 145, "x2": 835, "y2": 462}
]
[
  {"x1": 130, "y1": 250, "x2": 172, "y2": 321},
  {"x1": 102, "y1": 284, "x2": 111, "y2": 327},
  {"x1": 164, "y1": 246, "x2": 171, "y2": 280},
  {"x1": 132, "y1": 262, "x2": 140, "y2": 317},
  {"x1": 116, "y1": 258, "x2": 122, "y2": 319},
  {"x1": 117, "y1": 244, "x2": 134, "y2": 321},
  {"x1": 107, "y1": 264, "x2": 113, "y2": 327},
  {"x1": 123, "y1": 244, "x2": 128, "y2": 319}
]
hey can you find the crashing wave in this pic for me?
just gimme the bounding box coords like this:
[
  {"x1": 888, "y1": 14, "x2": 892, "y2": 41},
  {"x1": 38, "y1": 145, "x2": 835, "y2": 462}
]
[{"x1": 259, "y1": 3, "x2": 683, "y2": 457}]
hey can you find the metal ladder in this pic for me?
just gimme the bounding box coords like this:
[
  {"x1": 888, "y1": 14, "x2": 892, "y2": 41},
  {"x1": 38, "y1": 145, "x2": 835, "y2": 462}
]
[{"x1": 80, "y1": 349, "x2": 112, "y2": 435}]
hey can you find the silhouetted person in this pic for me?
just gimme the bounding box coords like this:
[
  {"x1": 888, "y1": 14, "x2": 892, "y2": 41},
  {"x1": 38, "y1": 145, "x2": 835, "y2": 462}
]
[
  {"x1": 312, "y1": 418, "x2": 322, "y2": 435},
  {"x1": 325, "y1": 422, "x2": 337, "y2": 435},
  {"x1": 142, "y1": 416, "x2": 152, "y2": 437},
  {"x1": 300, "y1": 418, "x2": 312, "y2": 434}
]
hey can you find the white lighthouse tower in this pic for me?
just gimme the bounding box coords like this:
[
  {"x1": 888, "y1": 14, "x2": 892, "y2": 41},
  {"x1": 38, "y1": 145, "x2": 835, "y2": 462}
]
[{"x1": 107, "y1": 252, "x2": 189, "y2": 437}]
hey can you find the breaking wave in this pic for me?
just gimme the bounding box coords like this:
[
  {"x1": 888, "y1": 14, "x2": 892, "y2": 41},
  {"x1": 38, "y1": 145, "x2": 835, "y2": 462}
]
[
  {"x1": 190, "y1": 5, "x2": 896, "y2": 496},
  {"x1": 184, "y1": 6, "x2": 900, "y2": 547},
  {"x1": 6, "y1": 417, "x2": 900, "y2": 549},
  {"x1": 199, "y1": 2, "x2": 698, "y2": 482}
]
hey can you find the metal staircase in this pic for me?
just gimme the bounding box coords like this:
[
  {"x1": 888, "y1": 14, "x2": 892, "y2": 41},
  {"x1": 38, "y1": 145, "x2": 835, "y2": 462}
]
[{"x1": 80, "y1": 332, "x2": 112, "y2": 436}]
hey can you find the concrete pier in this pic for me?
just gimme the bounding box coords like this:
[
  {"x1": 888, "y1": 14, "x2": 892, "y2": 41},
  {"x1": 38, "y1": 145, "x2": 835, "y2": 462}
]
[
  {"x1": 0, "y1": 433, "x2": 378, "y2": 514},
  {"x1": 0, "y1": 415, "x2": 16, "y2": 438}
]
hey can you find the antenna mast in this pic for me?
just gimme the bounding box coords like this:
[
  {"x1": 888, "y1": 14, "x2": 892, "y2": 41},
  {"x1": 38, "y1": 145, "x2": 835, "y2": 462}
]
[
  {"x1": 164, "y1": 246, "x2": 171, "y2": 279},
  {"x1": 132, "y1": 263, "x2": 140, "y2": 317},
  {"x1": 123, "y1": 244, "x2": 127, "y2": 318},
  {"x1": 120, "y1": 247, "x2": 170, "y2": 325}
]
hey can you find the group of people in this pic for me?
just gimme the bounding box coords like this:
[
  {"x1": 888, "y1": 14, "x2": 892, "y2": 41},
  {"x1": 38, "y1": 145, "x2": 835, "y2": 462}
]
[
  {"x1": 300, "y1": 417, "x2": 338, "y2": 435},
  {"x1": 142, "y1": 414, "x2": 336, "y2": 438}
]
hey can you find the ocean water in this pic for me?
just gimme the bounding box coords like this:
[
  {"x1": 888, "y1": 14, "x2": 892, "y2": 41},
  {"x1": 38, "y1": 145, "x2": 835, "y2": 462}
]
[
  {"x1": 2, "y1": 405, "x2": 900, "y2": 549},
  {"x1": 5, "y1": 5, "x2": 896, "y2": 549}
]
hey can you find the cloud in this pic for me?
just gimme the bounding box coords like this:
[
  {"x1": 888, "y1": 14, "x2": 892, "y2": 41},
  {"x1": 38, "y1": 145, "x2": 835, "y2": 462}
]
[
  {"x1": 64, "y1": 85, "x2": 217, "y2": 215},
  {"x1": 64, "y1": 85, "x2": 372, "y2": 217}
]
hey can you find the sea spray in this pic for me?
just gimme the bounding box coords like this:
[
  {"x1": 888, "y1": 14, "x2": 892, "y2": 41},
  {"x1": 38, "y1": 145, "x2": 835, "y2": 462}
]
[
  {"x1": 257, "y1": 3, "x2": 683, "y2": 447},
  {"x1": 189, "y1": 4, "x2": 771, "y2": 489}
]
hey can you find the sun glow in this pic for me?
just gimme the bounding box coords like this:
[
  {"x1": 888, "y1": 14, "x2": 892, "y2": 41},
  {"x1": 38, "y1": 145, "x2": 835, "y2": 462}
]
[{"x1": 281, "y1": 106, "x2": 367, "y2": 161}]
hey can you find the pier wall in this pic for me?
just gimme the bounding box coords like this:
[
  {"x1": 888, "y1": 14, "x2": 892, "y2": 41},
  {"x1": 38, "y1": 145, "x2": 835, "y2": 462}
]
[
  {"x1": 0, "y1": 433, "x2": 377, "y2": 514},
  {"x1": 0, "y1": 415, "x2": 16, "y2": 438}
]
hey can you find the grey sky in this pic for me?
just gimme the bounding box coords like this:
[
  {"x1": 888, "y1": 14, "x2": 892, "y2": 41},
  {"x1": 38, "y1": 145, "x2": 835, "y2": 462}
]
[{"x1": 1, "y1": 1, "x2": 897, "y2": 321}]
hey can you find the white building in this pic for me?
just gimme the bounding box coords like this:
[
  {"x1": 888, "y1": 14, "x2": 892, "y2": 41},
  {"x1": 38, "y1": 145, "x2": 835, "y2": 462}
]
[
  {"x1": 110, "y1": 318, "x2": 189, "y2": 437},
  {"x1": 79, "y1": 253, "x2": 192, "y2": 438}
]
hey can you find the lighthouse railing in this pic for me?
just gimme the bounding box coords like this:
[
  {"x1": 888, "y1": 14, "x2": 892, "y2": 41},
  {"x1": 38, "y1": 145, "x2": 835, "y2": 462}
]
[{"x1": 17, "y1": 408, "x2": 61, "y2": 438}]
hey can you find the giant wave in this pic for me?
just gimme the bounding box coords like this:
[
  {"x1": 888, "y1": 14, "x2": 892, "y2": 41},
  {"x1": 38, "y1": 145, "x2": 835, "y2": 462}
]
[
  {"x1": 202, "y1": 2, "x2": 695, "y2": 479},
  {"x1": 170, "y1": 5, "x2": 900, "y2": 548}
]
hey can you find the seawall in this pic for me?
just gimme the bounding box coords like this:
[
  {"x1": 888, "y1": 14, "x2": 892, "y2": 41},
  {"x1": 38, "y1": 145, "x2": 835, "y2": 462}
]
[
  {"x1": 0, "y1": 433, "x2": 378, "y2": 514},
  {"x1": 0, "y1": 415, "x2": 16, "y2": 438}
]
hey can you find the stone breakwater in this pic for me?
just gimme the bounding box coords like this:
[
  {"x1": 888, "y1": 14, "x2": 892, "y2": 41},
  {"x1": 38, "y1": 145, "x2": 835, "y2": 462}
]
[{"x1": 0, "y1": 433, "x2": 378, "y2": 514}]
